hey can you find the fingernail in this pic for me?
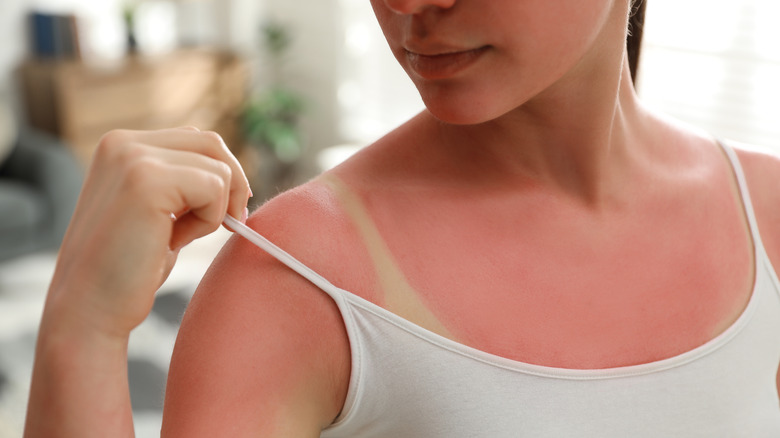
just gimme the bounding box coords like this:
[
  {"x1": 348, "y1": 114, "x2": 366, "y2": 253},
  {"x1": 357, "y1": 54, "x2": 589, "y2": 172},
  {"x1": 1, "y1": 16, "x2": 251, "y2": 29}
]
[{"x1": 241, "y1": 207, "x2": 249, "y2": 224}]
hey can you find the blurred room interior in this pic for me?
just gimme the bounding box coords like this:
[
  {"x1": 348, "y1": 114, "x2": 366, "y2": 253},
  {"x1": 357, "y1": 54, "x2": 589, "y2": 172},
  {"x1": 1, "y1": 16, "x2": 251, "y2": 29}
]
[{"x1": 0, "y1": 0, "x2": 777, "y2": 436}]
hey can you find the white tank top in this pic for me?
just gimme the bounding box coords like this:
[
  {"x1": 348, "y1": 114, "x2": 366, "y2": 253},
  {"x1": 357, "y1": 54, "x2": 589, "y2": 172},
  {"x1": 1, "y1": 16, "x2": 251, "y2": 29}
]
[{"x1": 227, "y1": 142, "x2": 780, "y2": 437}]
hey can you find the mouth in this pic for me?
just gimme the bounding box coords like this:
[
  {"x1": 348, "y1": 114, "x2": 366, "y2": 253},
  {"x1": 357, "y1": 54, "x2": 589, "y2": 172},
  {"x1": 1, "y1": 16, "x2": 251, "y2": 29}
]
[{"x1": 405, "y1": 46, "x2": 491, "y2": 80}]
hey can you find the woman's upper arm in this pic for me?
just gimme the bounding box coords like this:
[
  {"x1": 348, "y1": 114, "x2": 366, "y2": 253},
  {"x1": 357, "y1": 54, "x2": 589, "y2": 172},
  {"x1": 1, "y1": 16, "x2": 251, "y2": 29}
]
[{"x1": 160, "y1": 228, "x2": 351, "y2": 437}]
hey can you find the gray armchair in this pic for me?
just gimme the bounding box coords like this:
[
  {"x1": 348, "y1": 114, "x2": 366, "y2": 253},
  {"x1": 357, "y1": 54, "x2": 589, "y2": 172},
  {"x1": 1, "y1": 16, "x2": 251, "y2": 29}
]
[{"x1": 0, "y1": 127, "x2": 83, "y2": 261}]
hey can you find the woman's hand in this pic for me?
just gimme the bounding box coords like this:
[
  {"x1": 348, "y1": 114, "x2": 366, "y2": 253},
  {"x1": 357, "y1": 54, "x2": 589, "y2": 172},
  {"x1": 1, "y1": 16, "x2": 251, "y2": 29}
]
[
  {"x1": 45, "y1": 127, "x2": 251, "y2": 338},
  {"x1": 25, "y1": 127, "x2": 252, "y2": 438}
]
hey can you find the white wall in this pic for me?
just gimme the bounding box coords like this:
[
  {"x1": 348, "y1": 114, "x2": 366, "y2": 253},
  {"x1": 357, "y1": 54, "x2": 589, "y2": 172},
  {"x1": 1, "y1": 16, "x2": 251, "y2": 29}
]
[
  {"x1": 0, "y1": 0, "x2": 26, "y2": 92},
  {"x1": 338, "y1": 0, "x2": 424, "y2": 146},
  {"x1": 262, "y1": 0, "x2": 343, "y2": 156}
]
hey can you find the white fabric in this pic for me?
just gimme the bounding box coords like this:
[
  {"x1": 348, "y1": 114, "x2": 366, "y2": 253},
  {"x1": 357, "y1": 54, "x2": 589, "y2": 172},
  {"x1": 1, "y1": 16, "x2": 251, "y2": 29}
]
[{"x1": 227, "y1": 141, "x2": 780, "y2": 437}]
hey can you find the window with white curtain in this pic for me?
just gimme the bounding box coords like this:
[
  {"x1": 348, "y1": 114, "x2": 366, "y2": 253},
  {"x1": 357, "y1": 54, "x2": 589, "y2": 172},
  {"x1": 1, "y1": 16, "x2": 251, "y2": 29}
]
[
  {"x1": 638, "y1": 0, "x2": 780, "y2": 149},
  {"x1": 337, "y1": 1, "x2": 780, "y2": 150},
  {"x1": 337, "y1": 0, "x2": 423, "y2": 146}
]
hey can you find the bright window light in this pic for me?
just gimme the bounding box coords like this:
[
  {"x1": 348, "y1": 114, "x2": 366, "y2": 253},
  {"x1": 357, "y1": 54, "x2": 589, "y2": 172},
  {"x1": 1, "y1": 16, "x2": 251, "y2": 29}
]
[{"x1": 638, "y1": 0, "x2": 780, "y2": 150}]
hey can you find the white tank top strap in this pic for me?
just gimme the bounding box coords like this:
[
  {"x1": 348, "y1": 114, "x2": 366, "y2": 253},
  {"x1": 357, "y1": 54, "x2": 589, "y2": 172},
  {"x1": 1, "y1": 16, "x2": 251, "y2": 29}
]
[
  {"x1": 717, "y1": 140, "x2": 767, "y2": 258},
  {"x1": 222, "y1": 214, "x2": 345, "y2": 303}
]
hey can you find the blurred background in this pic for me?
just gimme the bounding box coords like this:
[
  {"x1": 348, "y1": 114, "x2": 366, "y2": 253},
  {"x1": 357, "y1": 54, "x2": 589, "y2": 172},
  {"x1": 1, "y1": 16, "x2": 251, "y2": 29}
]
[{"x1": 0, "y1": 0, "x2": 777, "y2": 436}]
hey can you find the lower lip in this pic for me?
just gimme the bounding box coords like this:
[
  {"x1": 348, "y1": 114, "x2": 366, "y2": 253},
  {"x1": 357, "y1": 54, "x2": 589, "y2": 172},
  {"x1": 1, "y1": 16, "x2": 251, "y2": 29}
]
[{"x1": 406, "y1": 46, "x2": 490, "y2": 80}]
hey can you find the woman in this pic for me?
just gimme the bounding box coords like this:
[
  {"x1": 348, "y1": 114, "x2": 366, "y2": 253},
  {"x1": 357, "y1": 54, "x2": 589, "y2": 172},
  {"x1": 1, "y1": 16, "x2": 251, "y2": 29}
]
[{"x1": 25, "y1": 0, "x2": 780, "y2": 436}]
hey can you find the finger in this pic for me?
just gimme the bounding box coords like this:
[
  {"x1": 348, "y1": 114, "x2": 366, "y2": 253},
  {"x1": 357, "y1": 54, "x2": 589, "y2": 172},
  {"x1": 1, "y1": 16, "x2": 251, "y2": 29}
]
[
  {"x1": 155, "y1": 143, "x2": 249, "y2": 222},
  {"x1": 160, "y1": 165, "x2": 232, "y2": 249},
  {"x1": 136, "y1": 129, "x2": 247, "y2": 178},
  {"x1": 139, "y1": 129, "x2": 251, "y2": 219},
  {"x1": 156, "y1": 147, "x2": 249, "y2": 226},
  {"x1": 150, "y1": 147, "x2": 234, "y2": 188},
  {"x1": 154, "y1": 148, "x2": 247, "y2": 236},
  {"x1": 99, "y1": 129, "x2": 251, "y2": 218}
]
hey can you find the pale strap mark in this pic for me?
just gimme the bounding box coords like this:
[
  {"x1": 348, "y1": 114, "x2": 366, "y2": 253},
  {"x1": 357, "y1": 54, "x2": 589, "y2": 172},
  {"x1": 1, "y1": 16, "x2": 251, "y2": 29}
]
[{"x1": 320, "y1": 174, "x2": 455, "y2": 339}]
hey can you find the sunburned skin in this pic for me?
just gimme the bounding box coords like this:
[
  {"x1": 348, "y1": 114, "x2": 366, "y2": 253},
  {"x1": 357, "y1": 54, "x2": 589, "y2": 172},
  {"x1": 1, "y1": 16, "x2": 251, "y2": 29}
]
[
  {"x1": 325, "y1": 117, "x2": 757, "y2": 371},
  {"x1": 322, "y1": 175, "x2": 455, "y2": 339}
]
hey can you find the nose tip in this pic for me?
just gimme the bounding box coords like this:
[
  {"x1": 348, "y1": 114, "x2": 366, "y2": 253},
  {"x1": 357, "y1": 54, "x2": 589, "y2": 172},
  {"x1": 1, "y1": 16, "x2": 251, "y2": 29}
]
[{"x1": 383, "y1": 0, "x2": 457, "y2": 15}]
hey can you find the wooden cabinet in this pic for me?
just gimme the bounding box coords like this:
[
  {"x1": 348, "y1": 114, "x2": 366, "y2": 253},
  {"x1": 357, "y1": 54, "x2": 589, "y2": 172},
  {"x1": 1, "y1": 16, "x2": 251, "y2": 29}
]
[{"x1": 22, "y1": 49, "x2": 248, "y2": 166}]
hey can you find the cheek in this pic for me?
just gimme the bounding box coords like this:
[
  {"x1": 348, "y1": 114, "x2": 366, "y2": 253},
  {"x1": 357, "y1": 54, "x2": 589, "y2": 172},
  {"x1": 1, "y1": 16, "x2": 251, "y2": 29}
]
[
  {"x1": 369, "y1": 0, "x2": 400, "y2": 46},
  {"x1": 440, "y1": 4, "x2": 617, "y2": 122},
  {"x1": 497, "y1": 0, "x2": 615, "y2": 67},
  {"x1": 369, "y1": 2, "x2": 411, "y2": 70}
]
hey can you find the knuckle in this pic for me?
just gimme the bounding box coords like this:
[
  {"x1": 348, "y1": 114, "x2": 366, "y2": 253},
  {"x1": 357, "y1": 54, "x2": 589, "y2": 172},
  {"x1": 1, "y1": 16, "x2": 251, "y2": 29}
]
[
  {"x1": 118, "y1": 142, "x2": 146, "y2": 163},
  {"x1": 206, "y1": 204, "x2": 226, "y2": 224},
  {"x1": 95, "y1": 129, "x2": 132, "y2": 161},
  {"x1": 213, "y1": 159, "x2": 233, "y2": 180},
  {"x1": 204, "y1": 170, "x2": 228, "y2": 194},
  {"x1": 201, "y1": 131, "x2": 227, "y2": 151},
  {"x1": 200, "y1": 216, "x2": 224, "y2": 237},
  {"x1": 123, "y1": 155, "x2": 162, "y2": 193},
  {"x1": 98, "y1": 129, "x2": 130, "y2": 148}
]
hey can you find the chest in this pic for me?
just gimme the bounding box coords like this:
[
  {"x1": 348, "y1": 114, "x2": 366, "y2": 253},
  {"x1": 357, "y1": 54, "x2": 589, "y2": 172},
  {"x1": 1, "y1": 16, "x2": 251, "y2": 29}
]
[{"x1": 358, "y1": 188, "x2": 755, "y2": 369}]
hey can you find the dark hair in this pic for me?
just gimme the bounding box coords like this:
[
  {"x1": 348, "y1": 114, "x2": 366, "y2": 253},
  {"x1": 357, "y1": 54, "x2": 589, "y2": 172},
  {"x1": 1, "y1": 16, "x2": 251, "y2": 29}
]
[{"x1": 627, "y1": 0, "x2": 647, "y2": 86}]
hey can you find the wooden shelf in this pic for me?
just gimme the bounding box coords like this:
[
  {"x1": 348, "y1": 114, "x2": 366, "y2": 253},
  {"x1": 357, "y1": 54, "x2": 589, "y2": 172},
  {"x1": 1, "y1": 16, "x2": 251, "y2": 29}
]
[{"x1": 22, "y1": 49, "x2": 248, "y2": 166}]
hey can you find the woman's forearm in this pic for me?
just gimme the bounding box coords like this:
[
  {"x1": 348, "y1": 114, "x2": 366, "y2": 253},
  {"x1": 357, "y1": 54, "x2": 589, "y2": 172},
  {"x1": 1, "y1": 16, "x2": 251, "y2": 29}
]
[{"x1": 24, "y1": 304, "x2": 135, "y2": 438}]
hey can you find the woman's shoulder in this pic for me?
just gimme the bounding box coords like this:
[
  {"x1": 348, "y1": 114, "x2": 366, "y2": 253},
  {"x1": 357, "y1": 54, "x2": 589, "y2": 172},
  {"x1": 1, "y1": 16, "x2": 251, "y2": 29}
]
[
  {"x1": 202, "y1": 113, "x2": 428, "y2": 313},
  {"x1": 164, "y1": 177, "x2": 382, "y2": 432},
  {"x1": 729, "y1": 140, "x2": 780, "y2": 214},
  {"x1": 243, "y1": 177, "x2": 382, "y2": 299},
  {"x1": 729, "y1": 141, "x2": 780, "y2": 268},
  {"x1": 729, "y1": 139, "x2": 780, "y2": 175}
]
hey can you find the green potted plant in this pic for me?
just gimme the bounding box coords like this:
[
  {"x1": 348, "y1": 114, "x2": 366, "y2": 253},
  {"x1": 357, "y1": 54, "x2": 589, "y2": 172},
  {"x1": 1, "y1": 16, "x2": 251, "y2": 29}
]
[{"x1": 241, "y1": 20, "x2": 306, "y2": 198}]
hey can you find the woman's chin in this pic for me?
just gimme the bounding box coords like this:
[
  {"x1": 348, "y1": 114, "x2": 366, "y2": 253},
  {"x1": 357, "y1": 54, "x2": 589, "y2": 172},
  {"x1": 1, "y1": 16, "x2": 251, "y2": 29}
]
[
  {"x1": 422, "y1": 101, "x2": 508, "y2": 126},
  {"x1": 417, "y1": 84, "x2": 521, "y2": 126}
]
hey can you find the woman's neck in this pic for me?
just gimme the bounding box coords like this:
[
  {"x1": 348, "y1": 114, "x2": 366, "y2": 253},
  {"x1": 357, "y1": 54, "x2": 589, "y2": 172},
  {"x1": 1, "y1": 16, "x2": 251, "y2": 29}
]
[{"x1": 430, "y1": 55, "x2": 653, "y2": 207}]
